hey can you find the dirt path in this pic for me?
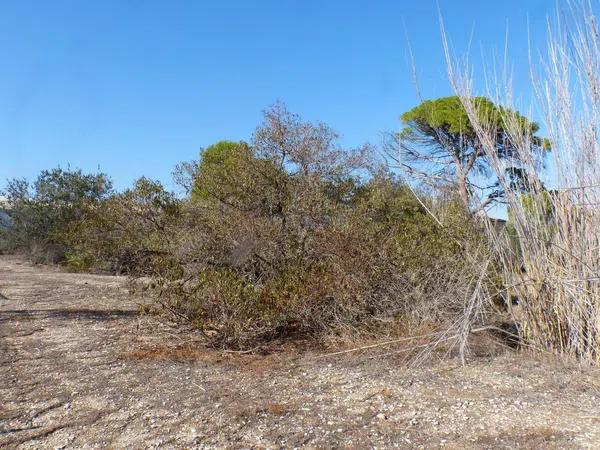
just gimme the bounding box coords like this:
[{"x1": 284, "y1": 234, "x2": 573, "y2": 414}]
[{"x1": 2, "y1": 256, "x2": 600, "y2": 449}]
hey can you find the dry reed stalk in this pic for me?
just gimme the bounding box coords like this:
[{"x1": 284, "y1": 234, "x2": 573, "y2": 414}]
[{"x1": 442, "y1": 0, "x2": 600, "y2": 363}]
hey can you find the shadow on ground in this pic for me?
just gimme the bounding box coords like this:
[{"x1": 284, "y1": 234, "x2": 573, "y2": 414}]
[{"x1": 0, "y1": 309, "x2": 136, "y2": 322}]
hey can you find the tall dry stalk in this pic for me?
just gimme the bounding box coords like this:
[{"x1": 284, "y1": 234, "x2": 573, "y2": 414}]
[{"x1": 443, "y1": 1, "x2": 600, "y2": 362}]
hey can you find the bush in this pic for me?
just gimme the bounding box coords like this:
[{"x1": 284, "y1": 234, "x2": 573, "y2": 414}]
[
  {"x1": 1, "y1": 168, "x2": 112, "y2": 263},
  {"x1": 65, "y1": 177, "x2": 182, "y2": 274},
  {"x1": 143, "y1": 104, "x2": 486, "y2": 348},
  {"x1": 0, "y1": 106, "x2": 491, "y2": 352}
]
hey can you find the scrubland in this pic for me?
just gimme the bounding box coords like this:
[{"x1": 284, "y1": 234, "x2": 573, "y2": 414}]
[{"x1": 4, "y1": 1, "x2": 600, "y2": 447}]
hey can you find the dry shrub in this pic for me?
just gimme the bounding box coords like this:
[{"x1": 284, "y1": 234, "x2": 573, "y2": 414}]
[
  {"x1": 146, "y1": 104, "x2": 488, "y2": 349},
  {"x1": 153, "y1": 198, "x2": 483, "y2": 349},
  {"x1": 1, "y1": 107, "x2": 492, "y2": 352}
]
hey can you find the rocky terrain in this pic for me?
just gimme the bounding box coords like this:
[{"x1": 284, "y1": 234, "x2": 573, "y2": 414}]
[{"x1": 2, "y1": 255, "x2": 600, "y2": 449}]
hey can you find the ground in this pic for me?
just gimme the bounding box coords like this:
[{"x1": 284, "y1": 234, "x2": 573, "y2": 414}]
[{"x1": 2, "y1": 256, "x2": 600, "y2": 449}]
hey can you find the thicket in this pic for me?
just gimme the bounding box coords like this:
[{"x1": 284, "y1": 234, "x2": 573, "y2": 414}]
[
  {"x1": 0, "y1": 168, "x2": 112, "y2": 264},
  {"x1": 441, "y1": 0, "x2": 600, "y2": 363},
  {"x1": 4, "y1": 1, "x2": 599, "y2": 365},
  {"x1": 1, "y1": 103, "x2": 491, "y2": 349}
]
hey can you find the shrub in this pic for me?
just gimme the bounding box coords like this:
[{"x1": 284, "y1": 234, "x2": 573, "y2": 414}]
[
  {"x1": 0, "y1": 107, "x2": 490, "y2": 352},
  {"x1": 66, "y1": 177, "x2": 182, "y2": 274},
  {"x1": 1, "y1": 168, "x2": 112, "y2": 263},
  {"x1": 143, "y1": 104, "x2": 486, "y2": 348}
]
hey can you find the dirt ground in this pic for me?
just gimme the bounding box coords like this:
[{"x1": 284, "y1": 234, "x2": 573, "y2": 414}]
[{"x1": 2, "y1": 256, "x2": 600, "y2": 449}]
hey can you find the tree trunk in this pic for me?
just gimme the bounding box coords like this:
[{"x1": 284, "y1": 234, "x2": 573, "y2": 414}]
[{"x1": 457, "y1": 174, "x2": 471, "y2": 214}]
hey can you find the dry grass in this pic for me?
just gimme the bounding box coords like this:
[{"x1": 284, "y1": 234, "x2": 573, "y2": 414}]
[
  {"x1": 439, "y1": 0, "x2": 600, "y2": 364},
  {"x1": 472, "y1": 426, "x2": 573, "y2": 449},
  {"x1": 120, "y1": 345, "x2": 215, "y2": 362}
]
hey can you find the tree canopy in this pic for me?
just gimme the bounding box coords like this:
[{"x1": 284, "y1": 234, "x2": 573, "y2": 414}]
[
  {"x1": 395, "y1": 96, "x2": 549, "y2": 213},
  {"x1": 191, "y1": 140, "x2": 255, "y2": 204}
]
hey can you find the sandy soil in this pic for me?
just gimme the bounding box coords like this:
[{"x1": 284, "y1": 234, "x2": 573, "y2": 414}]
[{"x1": 2, "y1": 255, "x2": 600, "y2": 449}]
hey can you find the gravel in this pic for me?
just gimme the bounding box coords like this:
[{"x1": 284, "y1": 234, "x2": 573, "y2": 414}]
[{"x1": 2, "y1": 255, "x2": 600, "y2": 449}]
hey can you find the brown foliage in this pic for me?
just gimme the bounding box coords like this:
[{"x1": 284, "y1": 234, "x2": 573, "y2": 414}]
[{"x1": 141, "y1": 104, "x2": 486, "y2": 349}]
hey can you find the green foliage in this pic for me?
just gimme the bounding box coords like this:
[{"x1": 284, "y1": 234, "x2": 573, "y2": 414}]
[
  {"x1": 67, "y1": 177, "x2": 181, "y2": 274},
  {"x1": 507, "y1": 190, "x2": 557, "y2": 256},
  {"x1": 401, "y1": 96, "x2": 542, "y2": 140},
  {"x1": 1, "y1": 168, "x2": 112, "y2": 263},
  {"x1": 519, "y1": 190, "x2": 555, "y2": 218},
  {"x1": 192, "y1": 141, "x2": 254, "y2": 203},
  {"x1": 64, "y1": 251, "x2": 95, "y2": 272},
  {"x1": 191, "y1": 140, "x2": 290, "y2": 217},
  {"x1": 399, "y1": 96, "x2": 549, "y2": 212},
  {"x1": 349, "y1": 175, "x2": 477, "y2": 286}
]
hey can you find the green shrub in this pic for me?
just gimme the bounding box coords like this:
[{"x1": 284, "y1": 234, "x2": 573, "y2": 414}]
[
  {"x1": 1, "y1": 168, "x2": 112, "y2": 263},
  {"x1": 65, "y1": 177, "x2": 182, "y2": 275},
  {"x1": 64, "y1": 251, "x2": 95, "y2": 272}
]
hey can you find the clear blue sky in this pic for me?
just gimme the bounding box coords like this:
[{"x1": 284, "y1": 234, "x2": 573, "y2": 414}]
[{"x1": 1, "y1": 0, "x2": 552, "y2": 191}]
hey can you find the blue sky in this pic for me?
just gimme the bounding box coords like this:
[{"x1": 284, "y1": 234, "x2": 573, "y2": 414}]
[{"x1": 1, "y1": 0, "x2": 552, "y2": 191}]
